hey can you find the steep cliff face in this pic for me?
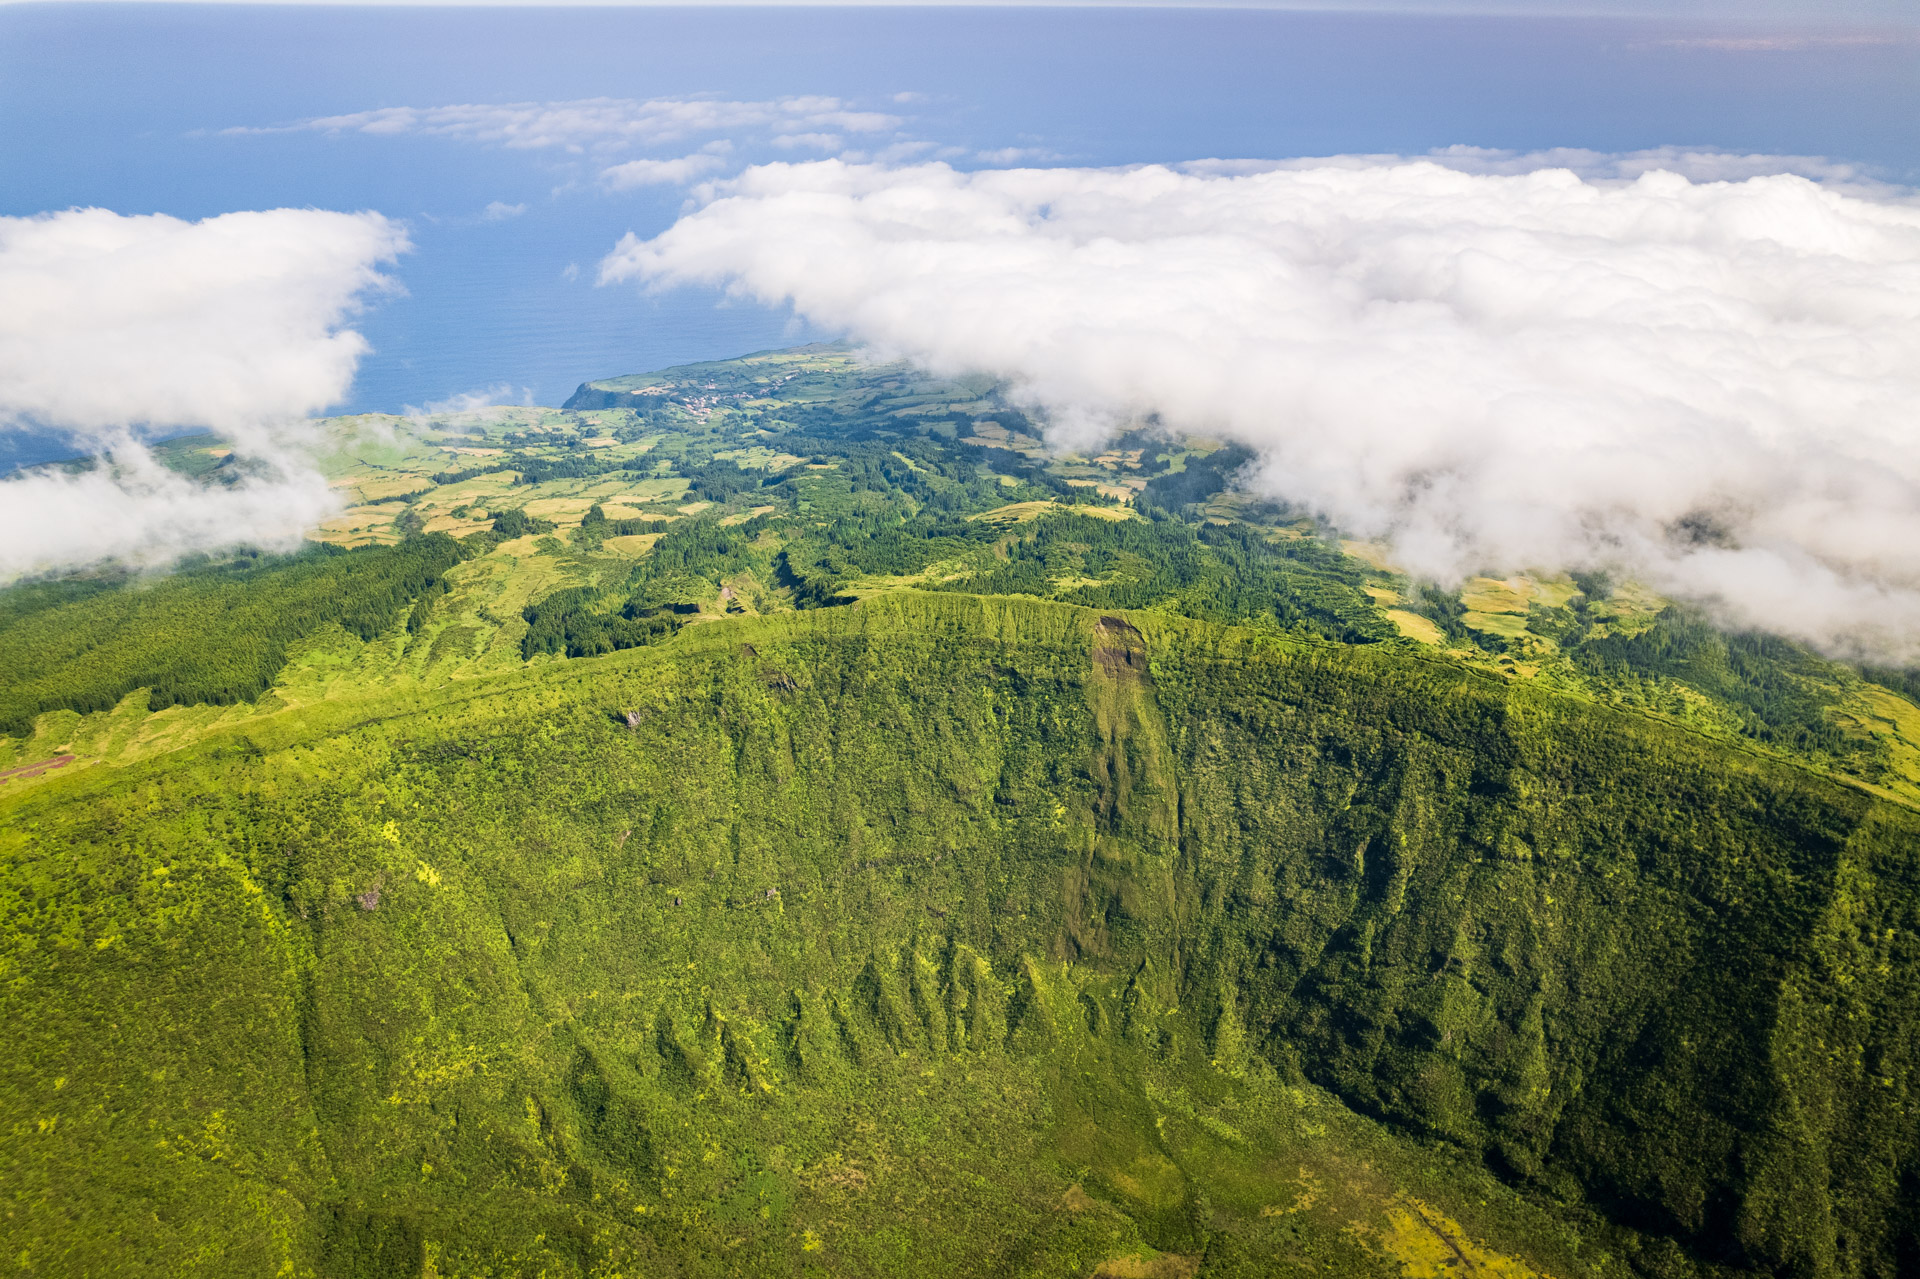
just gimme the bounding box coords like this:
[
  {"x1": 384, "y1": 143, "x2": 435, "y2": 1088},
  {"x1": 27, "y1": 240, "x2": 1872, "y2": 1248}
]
[
  {"x1": 4, "y1": 594, "x2": 1915, "y2": 1278},
  {"x1": 1142, "y1": 626, "x2": 1920, "y2": 1278},
  {"x1": 560, "y1": 381, "x2": 647, "y2": 412}
]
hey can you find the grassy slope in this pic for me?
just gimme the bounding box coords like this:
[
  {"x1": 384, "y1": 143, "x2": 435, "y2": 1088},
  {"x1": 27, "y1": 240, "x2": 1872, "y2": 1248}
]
[
  {"x1": 4, "y1": 594, "x2": 1916, "y2": 1278},
  {"x1": 283, "y1": 344, "x2": 1918, "y2": 801}
]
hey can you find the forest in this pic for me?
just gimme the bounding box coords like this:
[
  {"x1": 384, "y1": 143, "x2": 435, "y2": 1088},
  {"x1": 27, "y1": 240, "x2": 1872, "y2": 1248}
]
[
  {"x1": 0, "y1": 536, "x2": 469, "y2": 737},
  {"x1": 5, "y1": 594, "x2": 1917, "y2": 1279},
  {"x1": 3, "y1": 342, "x2": 1899, "y2": 814},
  {"x1": 4, "y1": 346, "x2": 1919, "y2": 1278}
]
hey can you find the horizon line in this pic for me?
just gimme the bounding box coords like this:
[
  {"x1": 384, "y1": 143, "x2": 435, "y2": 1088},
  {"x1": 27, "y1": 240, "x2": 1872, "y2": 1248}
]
[{"x1": 5, "y1": 0, "x2": 1918, "y2": 29}]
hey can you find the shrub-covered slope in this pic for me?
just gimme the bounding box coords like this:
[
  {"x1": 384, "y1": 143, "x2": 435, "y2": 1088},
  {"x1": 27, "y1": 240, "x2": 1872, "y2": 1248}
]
[
  {"x1": 3, "y1": 594, "x2": 1916, "y2": 1278},
  {"x1": 0, "y1": 536, "x2": 470, "y2": 737}
]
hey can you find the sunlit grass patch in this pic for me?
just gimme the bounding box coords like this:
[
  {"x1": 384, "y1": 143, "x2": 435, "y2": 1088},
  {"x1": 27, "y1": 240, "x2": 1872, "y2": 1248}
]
[
  {"x1": 1092, "y1": 1250, "x2": 1200, "y2": 1278},
  {"x1": 599, "y1": 477, "x2": 691, "y2": 507},
  {"x1": 1386, "y1": 610, "x2": 1445, "y2": 645},
  {"x1": 597, "y1": 503, "x2": 662, "y2": 521},
  {"x1": 1462, "y1": 611, "x2": 1532, "y2": 641},
  {"x1": 1842, "y1": 685, "x2": 1920, "y2": 806},
  {"x1": 971, "y1": 500, "x2": 1135, "y2": 527},
  {"x1": 312, "y1": 504, "x2": 407, "y2": 545},
  {"x1": 1460, "y1": 574, "x2": 1581, "y2": 617},
  {"x1": 421, "y1": 514, "x2": 493, "y2": 536},
  {"x1": 1340, "y1": 540, "x2": 1404, "y2": 573},
  {"x1": 519, "y1": 495, "x2": 601, "y2": 525},
  {"x1": 1375, "y1": 1198, "x2": 1556, "y2": 1279},
  {"x1": 1460, "y1": 577, "x2": 1532, "y2": 615}
]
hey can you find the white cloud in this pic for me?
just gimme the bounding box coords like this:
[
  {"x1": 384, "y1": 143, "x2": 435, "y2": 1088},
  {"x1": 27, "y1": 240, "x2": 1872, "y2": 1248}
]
[
  {"x1": 770, "y1": 98, "x2": 902, "y2": 135},
  {"x1": 404, "y1": 384, "x2": 530, "y2": 419},
  {"x1": 975, "y1": 146, "x2": 1065, "y2": 165},
  {"x1": 0, "y1": 206, "x2": 407, "y2": 580},
  {"x1": 1634, "y1": 31, "x2": 1917, "y2": 52},
  {"x1": 0, "y1": 453, "x2": 342, "y2": 581},
  {"x1": 242, "y1": 95, "x2": 901, "y2": 155},
  {"x1": 773, "y1": 132, "x2": 845, "y2": 152},
  {"x1": 1178, "y1": 146, "x2": 1899, "y2": 198},
  {"x1": 480, "y1": 200, "x2": 528, "y2": 221},
  {"x1": 603, "y1": 157, "x2": 1920, "y2": 656},
  {"x1": 1, "y1": 207, "x2": 405, "y2": 438},
  {"x1": 600, "y1": 153, "x2": 729, "y2": 190}
]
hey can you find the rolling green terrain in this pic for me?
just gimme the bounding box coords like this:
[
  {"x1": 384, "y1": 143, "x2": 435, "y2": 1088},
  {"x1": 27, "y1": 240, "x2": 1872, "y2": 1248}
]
[{"x1": 4, "y1": 346, "x2": 1919, "y2": 1278}]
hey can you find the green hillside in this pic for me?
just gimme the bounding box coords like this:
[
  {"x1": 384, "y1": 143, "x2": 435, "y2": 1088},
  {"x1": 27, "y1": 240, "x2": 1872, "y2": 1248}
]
[
  {"x1": 4, "y1": 346, "x2": 1920, "y2": 1278},
  {"x1": 4, "y1": 594, "x2": 1918, "y2": 1278}
]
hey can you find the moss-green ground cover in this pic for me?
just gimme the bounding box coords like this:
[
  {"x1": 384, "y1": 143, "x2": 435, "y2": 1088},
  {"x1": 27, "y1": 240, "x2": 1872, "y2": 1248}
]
[
  {"x1": 5, "y1": 595, "x2": 1916, "y2": 1277},
  {"x1": 7, "y1": 345, "x2": 1920, "y2": 1276}
]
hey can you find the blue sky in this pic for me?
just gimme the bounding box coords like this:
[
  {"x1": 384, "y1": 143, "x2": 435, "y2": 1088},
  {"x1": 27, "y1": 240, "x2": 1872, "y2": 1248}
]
[
  {"x1": 3, "y1": 1, "x2": 1918, "y2": 642},
  {"x1": 7, "y1": 1, "x2": 1913, "y2": 425}
]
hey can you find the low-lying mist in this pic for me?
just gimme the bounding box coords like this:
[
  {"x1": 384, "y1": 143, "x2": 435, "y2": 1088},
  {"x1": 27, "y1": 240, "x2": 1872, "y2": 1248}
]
[
  {"x1": 605, "y1": 156, "x2": 1920, "y2": 658},
  {"x1": 0, "y1": 206, "x2": 408, "y2": 581}
]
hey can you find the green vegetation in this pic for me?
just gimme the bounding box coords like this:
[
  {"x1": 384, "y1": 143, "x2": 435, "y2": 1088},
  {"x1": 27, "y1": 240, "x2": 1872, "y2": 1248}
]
[
  {"x1": 149, "y1": 432, "x2": 237, "y2": 482},
  {"x1": 0, "y1": 536, "x2": 467, "y2": 737},
  {"x1": 1572, "y1": 606, "x2": 1854, "y2": 756},
  {"x1": 491, "y1": 508, "x2": 557, "y2": 539},
  {"x1": 5, "y1": 595, "x2": 1919, "y2": 1278},
  {"x1": 6, "y1": 345, "x2": 1920, "y2": 1278},
  {"x1": 924, "y1": 513, "x2": 1393, "y2": 644},
  {"x1": 521, "y1": 516, "x2": 781, "y2": 659}
]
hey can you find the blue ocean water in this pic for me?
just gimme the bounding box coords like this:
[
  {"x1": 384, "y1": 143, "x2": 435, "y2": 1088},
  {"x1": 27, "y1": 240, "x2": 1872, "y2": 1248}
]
[{"x1": 2, "y1": 2, "x2": 1916, "y2": 468}]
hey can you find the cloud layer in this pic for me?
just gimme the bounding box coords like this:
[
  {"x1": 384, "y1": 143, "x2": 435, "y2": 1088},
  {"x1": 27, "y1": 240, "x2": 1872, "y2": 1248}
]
[
  {"x1": 237, "y1": 94, "x2": 931, "y2": 193},
  {"x1": 0, "y1": 455, "x2": 343, "y2": 585},
  {"x1": 601, "y1": 152, "x2": 731, "y2": 190},
  {"x1": 604, "y1": 158, "x2": 1920, "y2": 655},
  {"x1": 252, "y1": 95, "x2": 900, "y2": 154},
  {"x1": 0, "y1": 207, "x2": 408, "y2": 580},
  {"x1": 1186, "y1": 146, "x2": 1898, "y2": 196}
]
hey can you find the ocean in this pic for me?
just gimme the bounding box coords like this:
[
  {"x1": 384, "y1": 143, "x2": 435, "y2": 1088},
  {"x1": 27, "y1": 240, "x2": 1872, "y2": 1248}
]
[{"x1": 2, "y1": 2, "x2": 1915, "y2": 470}]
